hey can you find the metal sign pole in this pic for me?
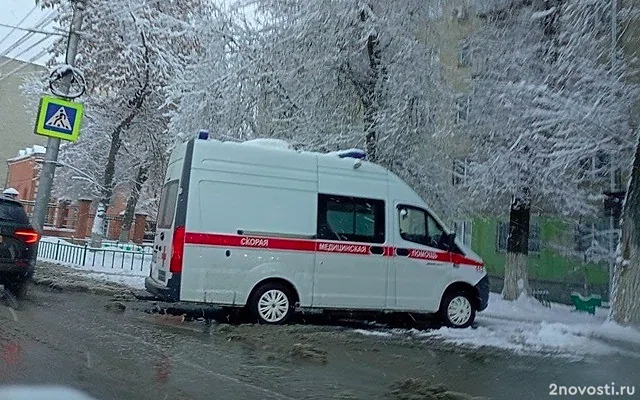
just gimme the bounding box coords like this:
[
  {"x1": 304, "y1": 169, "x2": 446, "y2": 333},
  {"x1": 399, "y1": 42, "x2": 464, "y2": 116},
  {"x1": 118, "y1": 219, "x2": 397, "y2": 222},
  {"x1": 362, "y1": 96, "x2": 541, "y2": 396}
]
[{"x1": 31, "y1": 0, "x2": 85, "y2": 233}]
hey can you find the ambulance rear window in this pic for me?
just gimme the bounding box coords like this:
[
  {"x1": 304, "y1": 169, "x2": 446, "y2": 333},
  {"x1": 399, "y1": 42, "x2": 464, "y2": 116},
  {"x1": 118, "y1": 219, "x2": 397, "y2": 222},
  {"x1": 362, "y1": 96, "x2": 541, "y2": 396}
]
[{"x1": 157, "y1": 180, "x2": 179, "y2": 229}]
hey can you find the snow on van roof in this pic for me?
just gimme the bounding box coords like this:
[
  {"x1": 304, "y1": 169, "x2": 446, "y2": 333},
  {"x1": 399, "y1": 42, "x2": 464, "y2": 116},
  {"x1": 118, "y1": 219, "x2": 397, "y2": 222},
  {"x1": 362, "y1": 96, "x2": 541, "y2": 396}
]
[
  {"x1": 233, "y1": 139, "x2": 367, "y2": 160},
  {"x1": 239, "y1": 138, "x2": 293, "y2": 150},
  {"x1": 325, "y1": 148, "x2": 367, "y2": 159}
]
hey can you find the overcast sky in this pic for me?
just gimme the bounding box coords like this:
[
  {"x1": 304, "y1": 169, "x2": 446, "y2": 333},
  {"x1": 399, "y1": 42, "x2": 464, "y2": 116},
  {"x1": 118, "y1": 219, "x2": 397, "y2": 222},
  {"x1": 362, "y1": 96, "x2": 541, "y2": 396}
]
[{"x1": 0, "y1": 0, "x2": 54, "y2": 65}]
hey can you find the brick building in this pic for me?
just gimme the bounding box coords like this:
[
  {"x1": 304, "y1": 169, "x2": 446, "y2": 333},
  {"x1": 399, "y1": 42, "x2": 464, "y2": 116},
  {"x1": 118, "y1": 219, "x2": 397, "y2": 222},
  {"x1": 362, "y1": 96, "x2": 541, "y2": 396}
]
[
  {"x1": 5, "y1": 145, "x2": 45, "y2": 201},
  {"x1": 4, "y1": 145, "x2": 150, "y2": 244}
]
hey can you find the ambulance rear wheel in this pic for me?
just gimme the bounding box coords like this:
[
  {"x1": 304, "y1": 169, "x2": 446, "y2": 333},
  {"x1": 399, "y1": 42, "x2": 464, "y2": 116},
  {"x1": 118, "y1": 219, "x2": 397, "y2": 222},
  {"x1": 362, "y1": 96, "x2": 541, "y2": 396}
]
[{"x1": 250, "y1": 282, "x2": 294, "y2": 325}]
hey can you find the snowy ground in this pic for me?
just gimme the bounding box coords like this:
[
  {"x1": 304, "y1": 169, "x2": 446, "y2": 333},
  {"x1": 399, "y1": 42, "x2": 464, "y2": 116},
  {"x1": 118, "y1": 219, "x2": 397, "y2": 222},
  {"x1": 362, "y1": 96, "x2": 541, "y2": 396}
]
[
  {"x1": 353, "y1": 293, "x2": 640, "y2": 360},
  {"x1": 37, "y1": 237, "x2": 149, "y2": 289},
  {"x1": 34, "y1": 238, "x2": 640, "y2": 360}
]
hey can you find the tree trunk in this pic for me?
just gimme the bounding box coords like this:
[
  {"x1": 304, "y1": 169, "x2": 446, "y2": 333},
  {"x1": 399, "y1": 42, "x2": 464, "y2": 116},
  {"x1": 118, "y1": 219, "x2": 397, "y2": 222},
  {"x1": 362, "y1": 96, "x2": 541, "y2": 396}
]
[
  {"x1": 118, "y1": 166, "x2": 149, "y2": 243},
  {"x1": 611, "y1": 134, "x2": 640, "y2": 326},
  {"x1": 90, "y1": 132, "x2": 121, "y2": 248},
  {"x1": 361, "y1": 7, "x2": 381, "y2": 163},
  {"x1": 89, "y1": 84, "x2": 150, "y2": 248},
  {"x1": 502, "y1": 193, "x2": 531, "y2": 300}
]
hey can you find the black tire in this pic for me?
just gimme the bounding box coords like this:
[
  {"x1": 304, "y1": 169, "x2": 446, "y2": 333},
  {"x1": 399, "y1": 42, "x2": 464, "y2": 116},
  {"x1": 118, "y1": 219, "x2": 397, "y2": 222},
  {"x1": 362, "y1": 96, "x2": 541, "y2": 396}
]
[
  {"x1": 5, "y1": 281, "x2": 29, "y2": 300},
  {"x1": 440, "y1": 291, "x2": 476, "y2": 329},
  {"x1": 249, "y1": 282, "x2": 294, "y2": 325}
]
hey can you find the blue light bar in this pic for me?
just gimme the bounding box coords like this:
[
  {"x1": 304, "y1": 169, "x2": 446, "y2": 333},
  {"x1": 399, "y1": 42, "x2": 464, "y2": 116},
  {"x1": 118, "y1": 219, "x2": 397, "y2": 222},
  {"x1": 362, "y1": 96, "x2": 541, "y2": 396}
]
[
  {"x1": 337, "y1": 149, "x2": 366, "y2": 159},
  {"x1": 198, "y1": 130, "x2": 209, "y2": 140}
]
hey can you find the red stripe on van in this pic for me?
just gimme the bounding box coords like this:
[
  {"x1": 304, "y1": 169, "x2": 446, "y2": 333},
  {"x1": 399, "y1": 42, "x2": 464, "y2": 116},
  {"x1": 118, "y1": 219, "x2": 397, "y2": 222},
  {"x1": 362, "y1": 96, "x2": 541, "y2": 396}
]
[
  {"x1": 451, "y1": 253, "x2": 484, "y2": 267},
  {"x1": 407, "y1": 248, "x2": 450, "y2": 263},
  {"x1": 185, "y1": 232, "x2": 316, "y2": 252},
  {"x1": 317, "y1": 242, "x2": 370, "y2": 255},
  {"x1": 184, "y1": 232, "x2": 484, "y2": 268}
]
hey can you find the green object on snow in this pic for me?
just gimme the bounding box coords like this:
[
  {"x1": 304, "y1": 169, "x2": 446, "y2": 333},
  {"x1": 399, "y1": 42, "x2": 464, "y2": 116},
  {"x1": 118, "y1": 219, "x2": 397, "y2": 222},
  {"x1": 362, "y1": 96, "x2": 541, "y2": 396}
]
[{"x1": 570, "y1": 292, "x2": 602, "y2": 315}]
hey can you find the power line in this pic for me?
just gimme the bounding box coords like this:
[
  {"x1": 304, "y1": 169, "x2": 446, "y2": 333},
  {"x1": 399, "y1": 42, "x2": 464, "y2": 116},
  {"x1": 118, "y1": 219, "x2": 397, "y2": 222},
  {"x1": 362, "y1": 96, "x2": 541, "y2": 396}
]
[
  {"x1": 0, "y1": 35, "x2": 53, "y2": 71},
  {"x1": 0, "y1": 48, "x2": 50, "y2": 84},
  {"x1": 0, "y1": 22, "x2": 64, "y2": 37},
  {"x1": 0, "y1": 4, "x2": 38, "y2": 47},
  {"x1": 0, "y1": 11, "x2": 57, "y2": 58}
]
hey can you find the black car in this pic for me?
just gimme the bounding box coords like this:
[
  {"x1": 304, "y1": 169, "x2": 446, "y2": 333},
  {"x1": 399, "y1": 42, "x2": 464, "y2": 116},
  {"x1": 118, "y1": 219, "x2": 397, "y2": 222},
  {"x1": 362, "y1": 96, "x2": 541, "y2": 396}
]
[{"x1": 0, "y1": 197, "x2": 39, "y2": 298}]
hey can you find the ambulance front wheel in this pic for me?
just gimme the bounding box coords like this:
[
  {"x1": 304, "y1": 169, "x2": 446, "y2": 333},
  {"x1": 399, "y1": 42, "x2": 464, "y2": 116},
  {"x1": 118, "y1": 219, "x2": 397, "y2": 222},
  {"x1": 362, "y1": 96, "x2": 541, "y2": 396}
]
[
  {"x1": 439, "y1": 291, "x2": 476, "y2": 329},
  {"x1": 249, "y1": 282, "x2": 294, "y2": 325}
]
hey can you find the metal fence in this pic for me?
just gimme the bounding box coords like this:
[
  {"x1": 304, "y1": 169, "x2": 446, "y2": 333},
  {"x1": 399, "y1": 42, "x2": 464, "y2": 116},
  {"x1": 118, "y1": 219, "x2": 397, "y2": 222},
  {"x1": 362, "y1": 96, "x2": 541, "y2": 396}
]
[{"x1": 37, "y1": 240, "x2": 153, "y2": 272}]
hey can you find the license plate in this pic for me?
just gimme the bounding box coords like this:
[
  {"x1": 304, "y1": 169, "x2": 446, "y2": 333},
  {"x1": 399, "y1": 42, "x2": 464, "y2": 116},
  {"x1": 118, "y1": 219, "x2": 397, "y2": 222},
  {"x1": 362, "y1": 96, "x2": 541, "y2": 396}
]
[{"x1": 158, "y1": 270, "x2": 166, "y2": 281}]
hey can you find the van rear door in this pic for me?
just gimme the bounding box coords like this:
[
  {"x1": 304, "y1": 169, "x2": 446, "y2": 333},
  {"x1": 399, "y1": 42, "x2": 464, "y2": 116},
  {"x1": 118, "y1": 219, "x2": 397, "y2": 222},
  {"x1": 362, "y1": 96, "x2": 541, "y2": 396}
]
[{"x1": 151, "y1": 180, "x2": 180, "y2": 285}]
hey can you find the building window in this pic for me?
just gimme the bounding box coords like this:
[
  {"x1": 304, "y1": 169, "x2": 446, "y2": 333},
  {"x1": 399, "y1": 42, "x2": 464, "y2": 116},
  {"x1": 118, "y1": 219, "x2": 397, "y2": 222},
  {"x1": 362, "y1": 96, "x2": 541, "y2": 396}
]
[
  {"x1": 317, "y1": 194, "x2": 385, "y2": 243},
  {"x1": 455, "y1": 95, "x2": 470, "y2": 123},
  {"x1": 452, "y1": 158, "x2": 469, "y2": 186},
  {"x1": 496, "y1": 220, "x2": 540, "y2": 253},
  {"x1": 453, "y1": 220, "x2": 472, "y2": 247}
]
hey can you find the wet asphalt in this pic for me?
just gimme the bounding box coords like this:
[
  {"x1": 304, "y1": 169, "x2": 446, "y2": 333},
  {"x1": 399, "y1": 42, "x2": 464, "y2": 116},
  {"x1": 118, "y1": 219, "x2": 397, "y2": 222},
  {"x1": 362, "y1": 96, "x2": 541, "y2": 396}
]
[{"x1": 0, "y1": 285, "x2": 638, "y2": 400}]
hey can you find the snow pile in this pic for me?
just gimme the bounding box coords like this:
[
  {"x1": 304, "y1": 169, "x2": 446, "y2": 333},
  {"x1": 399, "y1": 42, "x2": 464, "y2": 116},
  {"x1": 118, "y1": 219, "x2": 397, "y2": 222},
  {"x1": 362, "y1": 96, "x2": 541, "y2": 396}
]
[
  {"x1": 12, "y1": 145, "x2": 47, "y2": 160},
  {"x1": 32, "y1": 144, "x2": 46, "y2": 154},
  {"x1": 420, "y1": 293, "x2": 640, "y2": 358},
  {"x1": 81, "y1": 272, "x2": 145, "y2": 289},
  {"x1": 352, "y1": 329, "x2": 393, "y2": 338},
  {"x1": 37, "y1": 237, "x2": 149, "y2": 289},
  {"x1": 482, "y1": 292, "x2": 609, "y2": 323},
  {"x1": 351, "y1": 293, "x2": 640, "y2": 359},
  {"x1": 39, "y1": 237, "x2": 76, "y2": 246},
  {"x1": 2, "y1": 188, "x2": 19, "y2": 196},
  {"x1": 416, "y1": 320, "x2": 628, "y2": 359}
]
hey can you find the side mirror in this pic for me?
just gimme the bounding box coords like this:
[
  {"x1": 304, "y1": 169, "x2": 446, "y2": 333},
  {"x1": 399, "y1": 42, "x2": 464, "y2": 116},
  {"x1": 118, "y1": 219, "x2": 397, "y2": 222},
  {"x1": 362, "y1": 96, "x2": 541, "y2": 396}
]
[{"x1": 446, "y1": 232, "x2": 457, "y2": 250}]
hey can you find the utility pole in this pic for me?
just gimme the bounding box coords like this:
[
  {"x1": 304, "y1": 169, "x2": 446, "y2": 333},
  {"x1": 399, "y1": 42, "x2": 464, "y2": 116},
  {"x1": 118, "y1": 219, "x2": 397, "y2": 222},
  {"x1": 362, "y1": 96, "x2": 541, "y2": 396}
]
[
  {"x1": 31, "y1": 0, "x2": 85, "y2": 233},
  {"x1": 608, "y1": 0, "x2": 618, "y2": 299}
]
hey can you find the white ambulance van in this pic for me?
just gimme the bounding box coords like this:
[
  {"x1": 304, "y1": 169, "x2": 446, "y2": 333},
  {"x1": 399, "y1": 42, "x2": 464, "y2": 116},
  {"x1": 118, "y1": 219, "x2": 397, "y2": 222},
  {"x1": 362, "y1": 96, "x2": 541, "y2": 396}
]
[{"x1": 145, "y1": 136, "x2": 489, "y2": 328}]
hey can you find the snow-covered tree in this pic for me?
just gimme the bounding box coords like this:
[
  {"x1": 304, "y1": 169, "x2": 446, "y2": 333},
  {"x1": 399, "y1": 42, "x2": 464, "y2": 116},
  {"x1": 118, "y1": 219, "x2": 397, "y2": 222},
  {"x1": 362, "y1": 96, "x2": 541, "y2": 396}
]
[
  {"x1": 611, "y1": 133, "x2": 640, "y2": 326},
  {"x1": 39, "y1": 0, "x2": 209, "y2": 245},
  {"x1": 169, "y1": 0, "x2": 461, "y2": 214},
  {"x1": 464, "y1": 0, "x2": 638, "y2": 300}
]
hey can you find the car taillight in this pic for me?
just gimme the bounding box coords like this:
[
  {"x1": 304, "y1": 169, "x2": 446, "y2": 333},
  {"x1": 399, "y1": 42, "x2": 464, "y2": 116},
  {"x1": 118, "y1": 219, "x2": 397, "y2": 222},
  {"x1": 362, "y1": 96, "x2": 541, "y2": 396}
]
[
  {"x1": 169, "y1": 226, "x2": 185, "y2": 274},
  {"x1": 14, "y1": 228, "x2": 39, "y2": 245}
]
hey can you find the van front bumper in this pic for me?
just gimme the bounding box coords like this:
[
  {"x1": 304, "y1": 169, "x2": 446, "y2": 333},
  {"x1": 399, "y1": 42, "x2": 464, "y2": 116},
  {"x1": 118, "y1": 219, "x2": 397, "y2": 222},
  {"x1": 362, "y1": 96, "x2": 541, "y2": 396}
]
[
  {"x1": 145, "y1": 276, "x2": 177, "y2": 302},
  {"x1": 475, "y1": 275, "x2": 490, "y2": 312}
]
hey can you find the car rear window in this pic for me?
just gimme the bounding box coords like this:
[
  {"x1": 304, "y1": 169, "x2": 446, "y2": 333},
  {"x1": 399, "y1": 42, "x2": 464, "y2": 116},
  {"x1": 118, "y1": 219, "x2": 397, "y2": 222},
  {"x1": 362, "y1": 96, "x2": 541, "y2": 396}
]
[
  {"x1": 0, "y1": 200, "x2": 30, "y2": 225},
  {"x1": 157, "y1": 180, "x2": 179, "y2": 229}
]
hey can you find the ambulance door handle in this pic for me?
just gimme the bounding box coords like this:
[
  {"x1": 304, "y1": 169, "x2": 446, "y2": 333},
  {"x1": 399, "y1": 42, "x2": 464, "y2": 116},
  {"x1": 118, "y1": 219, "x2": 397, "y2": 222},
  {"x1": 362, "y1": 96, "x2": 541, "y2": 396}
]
[
  {"x1": 370, "y1": 246, "x2": 384, "y2": 255},
  {"x1": 396, "y1": 248, "x2": 409, "y2": 257}
]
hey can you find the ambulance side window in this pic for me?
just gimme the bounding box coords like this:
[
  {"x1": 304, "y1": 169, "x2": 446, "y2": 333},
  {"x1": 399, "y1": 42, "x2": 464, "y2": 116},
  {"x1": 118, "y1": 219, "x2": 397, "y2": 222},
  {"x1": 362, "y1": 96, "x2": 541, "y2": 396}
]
[
  {"x1": 157, "y1": 180, "x2": 179, "y2": 229},
  {"x1": 398, "y1": 205, "x2": 446, "y2": 250},
  {"x1": 317, "y1": 194, "x2": 385, "y2": 243}
]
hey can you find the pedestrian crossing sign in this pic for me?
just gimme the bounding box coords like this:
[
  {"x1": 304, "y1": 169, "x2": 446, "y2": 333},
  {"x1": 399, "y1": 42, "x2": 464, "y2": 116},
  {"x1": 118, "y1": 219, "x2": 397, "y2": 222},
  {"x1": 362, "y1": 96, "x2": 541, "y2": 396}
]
[{"x1": 34, "y1": 95, "x2": 84, "y2": 142}]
